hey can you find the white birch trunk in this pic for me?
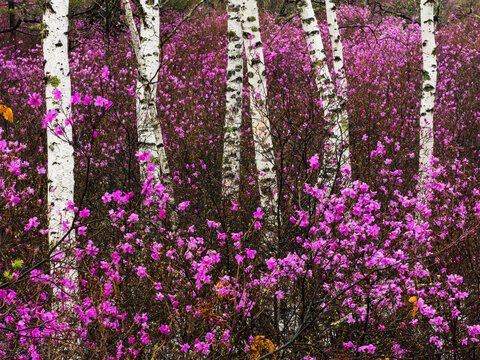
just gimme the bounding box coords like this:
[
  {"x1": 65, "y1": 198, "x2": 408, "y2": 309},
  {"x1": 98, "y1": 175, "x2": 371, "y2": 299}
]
[
  {"x1": 137, "y1": 0, "x2": 162, "y2": 182},
  {"x1": 222, "y1": 0, "x2": 244, "y2": 201},
  {"x1": 419, "y1": 0, "x2": 437, "y2": 181},
  {"x1": 43, "y1": 0, "x2": 77, "y2": 303},
  {"x1": 325, "y1": 0, "x2": 348, "y2": 99},
  {"x1": 241, "y1": 0, "x2": 279, "y2": 232},
  {"x1": 297, "y1": 0, "x2": 349, "y2": 195},
  {"x1": 122, "y1": 0, "x2": 176, "y2": 224},
  {"x1": 324, "y1": 0, "x2": 350, "y2": 191}
]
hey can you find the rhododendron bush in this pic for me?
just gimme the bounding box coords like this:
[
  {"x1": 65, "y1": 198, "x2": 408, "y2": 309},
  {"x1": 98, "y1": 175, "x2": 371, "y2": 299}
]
[{"x1": 1, "y1": 3, "x2": 480, "y2": 359}]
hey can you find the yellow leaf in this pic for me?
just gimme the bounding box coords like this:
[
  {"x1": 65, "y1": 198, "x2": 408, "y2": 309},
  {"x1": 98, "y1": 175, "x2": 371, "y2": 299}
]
[
  {"x1": 0, "y1": 105, "x2": 13, "y2": 123},
  {"x1": 408, "y1": 296, "x2": 418, "y2": 318},
  {"x1": 250, "y1": 336, "x2": 276, "y2": 360},
  {"x1": 4, "y1": 108, "x2": 13, "y2": 123}
]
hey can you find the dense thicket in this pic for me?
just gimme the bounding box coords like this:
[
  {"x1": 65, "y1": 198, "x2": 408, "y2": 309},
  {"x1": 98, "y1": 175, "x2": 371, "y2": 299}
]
[{"x1": 0, "y1": 1, "x2": 480, "y2": 359}]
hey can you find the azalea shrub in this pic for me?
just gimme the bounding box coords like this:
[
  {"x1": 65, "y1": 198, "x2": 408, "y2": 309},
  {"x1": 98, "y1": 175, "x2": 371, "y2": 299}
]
[{"x1": 0, "y1": 4, "x2": 480, "y2": 360}]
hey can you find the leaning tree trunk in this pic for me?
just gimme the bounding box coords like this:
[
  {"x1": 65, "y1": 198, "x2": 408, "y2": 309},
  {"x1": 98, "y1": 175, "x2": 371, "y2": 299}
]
[
  {"x1": 241, "y1": 0, "x2": 279, "y2": 234},
  {"x1": 121, "y1": 0, "x2": 176, "y2": 224},
  {"x1": 222, "y1": 0, "x2": 244, "y2": 202},
  {"x1": 297, "y1": 0, "x2": 349, "y2": 195},
  {"x1": 419, "y1": 0, "x2": 437, "y2": 185},
  {"x1": 43, "y1": 0, "x2": 77, "y2": 304}
]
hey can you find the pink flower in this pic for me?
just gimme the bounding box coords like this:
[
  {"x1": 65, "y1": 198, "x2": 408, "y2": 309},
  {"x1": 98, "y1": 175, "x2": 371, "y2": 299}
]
[
  {"x1": 159, "y1": 324, "x2": 170, "y2": 335},
  {"x1": 101, "y1": 66, "x2": 109, "y2": 79},
  {"x1": 253, "y1": 207, "x2": 263, "y2": 219},
  {"x1": 83, "y1": 94, "x2": 92, "y2": 105},
  {"x1": 79, "y1": 208, "x2": 90, "y2": 218},
  {"x1": 54, "y1": 126, "x2": 63, "y2": 136},
  {"x1": 308, "y1": 153, "x2": 319, "y2": 169},
  {"x1": 266, "y1": 257, "x2": 277, "y2": 270},
  {"x1": 42, "y1": 109, "x2": 58, "y2": 128},
  {"x1": 235, "y1": 254, "x2": 245, "y2": 264},
  {"x1": 94, "y1": 96, "x2": 106, "y2": 107},
  {"x1": 25, "y1": 217, "x2": 39, "y2": 231},
  {"x1": 358, "y1": 344, "x2": 376, "y2": 354},
  {"x1": 92, "y1": 96, "x2": 112, "y2": 109},
  {"x1": 136, "y1": 152, "x2": 151, "y2": 162},
  {"x1": 180, "y1": 344, "x2": 190, "y2": 353},
  {"x1": 102, "y1": 192, "x2": 112, "y2": 203},
  {"x1": 245, "y1": 248, "x2": 256, "y2": 259},
  {"x1": 28, "y1": 93, "x2": 42, "y2": 108},
  {"x1": 232, "y1": 232, "x2": 242, "y2": 241},
  {"x1": 52, "y1": 88, "x2": 62, "y2": 101},
  {"x1": 136, "y1": 266, "x2": 148, "y2": 278},
  {"x1": 231, "y1": 201, "x2": 239, "y2": 211},
  {"x1": 128, "y1": 213, "x2": 139, "y2": 222},
  {"x1": 177, "y1": 201, "x2": 190, "y2": 211},
  {"x1": 207, "y1": 219, "x2": 220, "y2": 228},
  {"x1": 146, "y1": 162, "x2": 155, "y2": 172},
  {"x1": 71, "y1": 92, "x2": 82, "y2": 105}
]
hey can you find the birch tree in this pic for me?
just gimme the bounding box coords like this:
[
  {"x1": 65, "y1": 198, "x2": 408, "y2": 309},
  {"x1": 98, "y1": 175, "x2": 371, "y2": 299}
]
[
  {"x1": 241, "y1": 0, "x2": 279, "y2": 232},
  {"x1": 325, "y1": 0, "x2": 348, "y2": 101},
  {"x1": 419, "y1": 0, "x2": 438, "y2": 183},
  {"x1": 296, "y1": 0, "x2": 350, "y2": 195},
  {"x1": 121, "y1": 0, "x2": 176, "y2": 221},
  {"x1": 324, "y1": 0, "x2": 350, "y2": 189},
  {"x1": 43, "y1": 0, "x2": 77, "y2": 301},
  {"x1": 222, "y1": 0, "x2": 244, "y2": 202}
]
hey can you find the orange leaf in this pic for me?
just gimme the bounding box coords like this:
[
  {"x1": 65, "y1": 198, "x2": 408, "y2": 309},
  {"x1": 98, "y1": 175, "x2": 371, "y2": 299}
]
[
  {"x1": 4, "y1": 108, "x2": 13, "y2": 123},
  {"x1": 0, "y1": 105, "x2": 13, "y2": 123},
  {"x1": 408, "y1": 296, "x2": 418, "y2": 318},
  {"x1": 250, "y1": 336, "x2": 276, "y2": 360}
]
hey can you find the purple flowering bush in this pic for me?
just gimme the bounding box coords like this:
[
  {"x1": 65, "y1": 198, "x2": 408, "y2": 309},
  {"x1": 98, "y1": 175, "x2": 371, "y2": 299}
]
[{"x1": 0, "y1": 3, "x2": 480, "y2": 359}]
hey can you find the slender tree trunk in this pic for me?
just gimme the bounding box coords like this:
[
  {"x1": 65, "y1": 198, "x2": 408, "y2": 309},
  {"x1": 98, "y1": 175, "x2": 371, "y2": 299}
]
[
  {"x1": 241, "y1": 0, "x2": 279, "y2": 233},
  {"x1": 136, "y1": 0, "x2": 163, "y2": 182},
  {"x1": 324, "y1": 0, "x2": 350, "y2": 188},
  {"x1": 122, "y1": 0, "x2": 176, "y2": 224},
  {"x1": 419, "y1": 0, "x2": 437, "y2": 182},
  {"x1": 222, "y1": 0, "x2": 244, "y2": 202},
  {"x1": 325, "y1": 0, "x2": 348, "y2": 100},
  {"x1": 105, "y1": 0, "x2": 111, "y2": 60},
  {"x1": 43, "y1": 0, "x2": 77, "y2": 302},
  {"x1": 8, "y1": 0, "x2": 15, "y2": 41},
  {"x1": 8, "y1": 1, "x2": 15, "y2": 27},
  {"x1": 296, "y1": 0, "x2": 349, "y2": 195}
]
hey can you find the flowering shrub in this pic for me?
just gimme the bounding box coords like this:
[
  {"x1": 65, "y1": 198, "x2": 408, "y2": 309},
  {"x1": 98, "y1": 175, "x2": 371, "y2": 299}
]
[{"x1": 0, "y1": 4, "x2": 480, "y2": 359}]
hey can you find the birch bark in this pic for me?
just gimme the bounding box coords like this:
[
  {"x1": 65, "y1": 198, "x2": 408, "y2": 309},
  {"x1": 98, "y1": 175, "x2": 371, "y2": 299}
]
[
  {"x1": 241, "y1": 0, "x2": 279, "y2": 231},
  {"x1": 324, "y1": 0, "x2": 350, "y2": 189},
  {"x1": 296, "y1": 0, "x2": 349, "y2": 195},
  {"x1": 222, "y1": 0, "x2": 244, "y2": 201},
  {"x1": 122, "y1": 0, "x2": 176, "y2": 222},
  {"x1": 325, "y1": 0, "x2": 348, "y2": 99},
  {"x1": 419, "y1": 0, "x2": 437, "y2": 181},
  {"x1": 43, "y1": 0, "x2": 77, "y2": 301}
]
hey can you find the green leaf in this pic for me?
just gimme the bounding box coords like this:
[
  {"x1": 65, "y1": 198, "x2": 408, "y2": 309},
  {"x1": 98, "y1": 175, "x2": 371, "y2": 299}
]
[
  {"x1": 12, "y1": 259, "x2": 23, "y2": 270},
  {"x1": 3, "y1": 271, "x2": 14, "y2": 280},
  {"x1": 49, "y1": 75, "x2": 61, "y2": 88}
]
